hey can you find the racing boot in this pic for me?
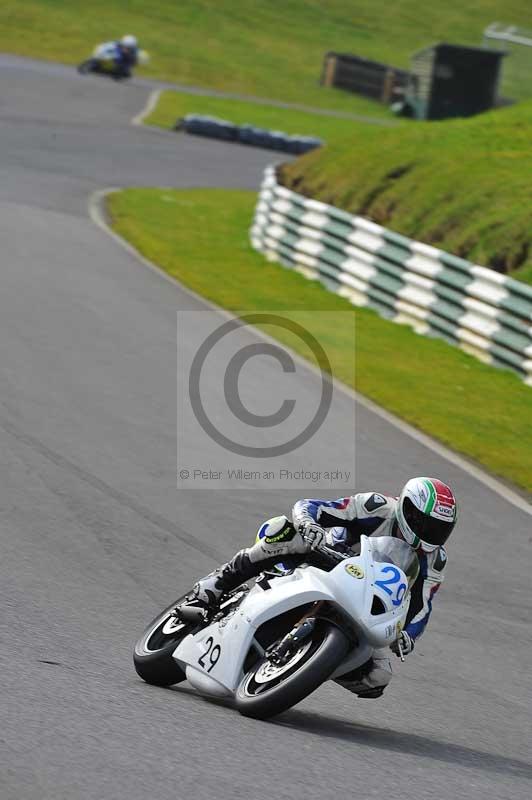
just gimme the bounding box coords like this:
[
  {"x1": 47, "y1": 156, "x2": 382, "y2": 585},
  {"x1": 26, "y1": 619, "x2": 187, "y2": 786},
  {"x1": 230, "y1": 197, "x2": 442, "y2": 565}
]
[
  {"x1": 334, "y1": 651, "x2": 392, "y2": 699},
  {"x1": 177, "y1": 549, "x2": 257, "y2": 623}
]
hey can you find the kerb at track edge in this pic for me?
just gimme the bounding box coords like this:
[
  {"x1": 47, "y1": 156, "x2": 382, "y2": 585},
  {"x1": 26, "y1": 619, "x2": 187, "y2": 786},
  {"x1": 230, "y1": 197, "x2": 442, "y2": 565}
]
[{"x1": 131, "y1": 88, "x2": 162, "y2": 126}]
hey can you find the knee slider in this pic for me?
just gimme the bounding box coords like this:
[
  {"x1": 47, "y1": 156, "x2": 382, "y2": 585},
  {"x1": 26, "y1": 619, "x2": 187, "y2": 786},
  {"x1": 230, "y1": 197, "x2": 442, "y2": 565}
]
[{"x1": 256, "y1": 515, "x2": 295, "y2": 545}]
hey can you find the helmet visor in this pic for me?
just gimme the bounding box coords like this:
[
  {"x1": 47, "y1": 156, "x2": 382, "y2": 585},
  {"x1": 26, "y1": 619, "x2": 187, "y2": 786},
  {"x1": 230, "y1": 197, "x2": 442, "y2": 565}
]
[{"x1": 403, "y1": 497, "x2": 454, "y2": 547}]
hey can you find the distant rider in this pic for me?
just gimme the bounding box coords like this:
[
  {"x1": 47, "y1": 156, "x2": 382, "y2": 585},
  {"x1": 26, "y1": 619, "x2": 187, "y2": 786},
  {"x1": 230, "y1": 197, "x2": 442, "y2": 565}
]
[
  {"x1": 178, "y1": 477, "x2": 457, "y2": 699},
  {"x1": 113, "y1": 34, "x2": 139, "y2": 78}
]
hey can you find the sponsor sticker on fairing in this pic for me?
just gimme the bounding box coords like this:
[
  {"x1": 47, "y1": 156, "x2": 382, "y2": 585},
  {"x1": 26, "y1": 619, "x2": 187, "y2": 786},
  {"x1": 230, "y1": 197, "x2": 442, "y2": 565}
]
[{"x1": 345, "y1": 564, "x2": 364, "y2": 579}]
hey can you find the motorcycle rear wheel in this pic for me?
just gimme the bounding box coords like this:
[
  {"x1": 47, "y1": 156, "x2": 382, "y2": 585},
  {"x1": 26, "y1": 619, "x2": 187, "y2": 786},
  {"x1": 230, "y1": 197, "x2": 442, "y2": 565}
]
[
  {"x1": 77, "y1": 59, "x2": 95, "y2": 75},
  {"x1": 235, "y1": 621, "x2": 349, "y2": 719},
  {"x1": 133, "y1": 597, "x2": 192, "y2": 686}
]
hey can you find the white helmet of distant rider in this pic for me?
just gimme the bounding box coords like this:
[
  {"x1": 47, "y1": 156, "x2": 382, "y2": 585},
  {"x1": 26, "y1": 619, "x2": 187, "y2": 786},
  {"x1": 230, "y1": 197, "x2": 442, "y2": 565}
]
[
  {"x1": 396, "y1": 477, "x2": 456, "y2": 553},
  {"x1": 121, "y1": 35, "x2": 138, "y2": 49}
]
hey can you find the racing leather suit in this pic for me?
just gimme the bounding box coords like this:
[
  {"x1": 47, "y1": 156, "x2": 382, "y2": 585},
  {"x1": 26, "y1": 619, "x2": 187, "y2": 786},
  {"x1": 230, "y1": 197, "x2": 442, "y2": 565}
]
[{"x1": 113, "y1": 42, "x2": 138, "y2": 77}]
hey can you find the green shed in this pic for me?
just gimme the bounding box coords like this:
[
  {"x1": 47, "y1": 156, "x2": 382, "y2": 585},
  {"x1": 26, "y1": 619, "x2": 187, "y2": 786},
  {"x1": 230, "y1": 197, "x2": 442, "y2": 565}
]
[{"x1": 405, "y1": 43, "x2": 506, "y2": 120}]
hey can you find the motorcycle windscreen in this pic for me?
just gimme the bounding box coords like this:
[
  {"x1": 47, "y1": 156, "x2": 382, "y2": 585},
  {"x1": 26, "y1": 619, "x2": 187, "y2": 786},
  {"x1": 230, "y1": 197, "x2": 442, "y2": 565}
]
[{"x1": 370, "y1": 537, "x2": 419, "y2": 588}]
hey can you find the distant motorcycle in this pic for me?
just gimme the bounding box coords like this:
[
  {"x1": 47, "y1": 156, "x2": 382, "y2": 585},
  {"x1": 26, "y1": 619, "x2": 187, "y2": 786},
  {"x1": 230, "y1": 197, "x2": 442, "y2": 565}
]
[
  {"x1": 77, "y1": 42, "x2": 149, "y2": 80},
  {"x1": 133, "y1": 535, "x2": 419, "y2": 719}
]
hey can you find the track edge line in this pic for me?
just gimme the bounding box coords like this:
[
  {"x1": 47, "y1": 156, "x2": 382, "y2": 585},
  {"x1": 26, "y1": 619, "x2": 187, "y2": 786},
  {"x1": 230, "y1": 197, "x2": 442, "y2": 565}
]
[{"x1": 131, "y1": 88, "x2": 162, "y2": 126}]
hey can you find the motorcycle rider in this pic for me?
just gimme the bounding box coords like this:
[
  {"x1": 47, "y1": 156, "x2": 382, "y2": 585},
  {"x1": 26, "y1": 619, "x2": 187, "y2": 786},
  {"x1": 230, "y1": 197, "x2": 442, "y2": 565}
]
[
  {"x1": 178, "y1": 477, "x2": 457, "y2": 699},
  {"x1": 113, "y1": 34, "x2": 139, "y2": 78}
]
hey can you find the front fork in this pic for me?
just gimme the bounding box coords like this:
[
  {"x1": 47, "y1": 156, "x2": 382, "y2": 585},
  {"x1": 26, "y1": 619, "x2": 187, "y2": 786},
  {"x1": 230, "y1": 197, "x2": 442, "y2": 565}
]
[{"x1": 268, "y1": 601, "x2": 351, "y2": 666}]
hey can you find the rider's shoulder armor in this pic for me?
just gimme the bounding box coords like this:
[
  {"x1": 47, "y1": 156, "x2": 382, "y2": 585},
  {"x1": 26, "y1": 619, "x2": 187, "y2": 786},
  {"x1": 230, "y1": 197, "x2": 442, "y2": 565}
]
[
  {"x1": 353, "y1": 492, "x2": 396, "y2": 520},
  {"x1": 426, "y1": 545, "x2": 448, "y2": 579}
]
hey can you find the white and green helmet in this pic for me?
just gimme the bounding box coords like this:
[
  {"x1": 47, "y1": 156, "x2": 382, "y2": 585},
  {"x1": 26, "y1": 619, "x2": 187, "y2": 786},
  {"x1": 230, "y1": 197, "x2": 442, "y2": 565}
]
[
  {"x1": 121, "y1": 34, "x2": 138, "y2": 48},
  {"x1": 396, "y1": 477, "x2": 457, "y2": 552}
]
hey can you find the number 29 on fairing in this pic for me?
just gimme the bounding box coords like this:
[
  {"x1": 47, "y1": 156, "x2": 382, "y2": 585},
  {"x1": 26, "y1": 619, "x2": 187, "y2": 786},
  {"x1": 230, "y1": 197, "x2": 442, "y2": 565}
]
[{"x1": 374, "y1": 565, "x2": 407, "y2": 607}]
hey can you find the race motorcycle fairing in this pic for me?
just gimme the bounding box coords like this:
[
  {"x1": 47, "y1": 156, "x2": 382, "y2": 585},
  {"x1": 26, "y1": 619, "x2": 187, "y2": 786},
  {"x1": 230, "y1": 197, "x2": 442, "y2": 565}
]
[{"x1": 134, "y1": 535, "x2": 419, "y2": 719}]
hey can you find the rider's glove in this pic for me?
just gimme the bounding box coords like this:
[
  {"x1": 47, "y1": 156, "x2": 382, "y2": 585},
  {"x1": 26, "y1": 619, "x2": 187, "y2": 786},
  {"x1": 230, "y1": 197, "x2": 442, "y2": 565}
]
[
  {"x1": 298, "y1": 521, "x2": 327, "y2": 550},
  {"x1": 390, "y1": 630, "x2": 415, "y2": 658}
]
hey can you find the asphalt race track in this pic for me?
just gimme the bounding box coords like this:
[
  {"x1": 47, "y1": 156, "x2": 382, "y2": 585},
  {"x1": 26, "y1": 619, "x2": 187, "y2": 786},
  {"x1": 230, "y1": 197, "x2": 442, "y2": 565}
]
[{"x1": 0, "y1": 56, "x2": 530, "y2": 800}]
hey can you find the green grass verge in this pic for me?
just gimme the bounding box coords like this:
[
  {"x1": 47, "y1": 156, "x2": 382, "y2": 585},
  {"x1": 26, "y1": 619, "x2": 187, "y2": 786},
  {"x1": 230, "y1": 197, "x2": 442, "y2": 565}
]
[
  {"x1": 3, "y1": 1, "x2": 532, "y2": 114},
  {"x1": 145, "y1": 90, "x2": 393, "y2": 141},
  {"x1": 106, "y1": 187, "x2": 532, "y2": 494},
  {"x1": 280, "y1": 100, "x2": 532, "y2": 283}
]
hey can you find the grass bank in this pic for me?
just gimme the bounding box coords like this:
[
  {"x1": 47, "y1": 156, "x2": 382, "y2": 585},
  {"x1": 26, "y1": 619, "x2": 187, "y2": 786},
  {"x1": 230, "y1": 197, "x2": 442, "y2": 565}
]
[
  {"x1": 280, "y1": 101, "x2": 532, "y2": 283},
  {"x1": 2, "y1": 1, "x2": 531, "y2": 114},
  {"x1": 107, "y1": 187, "x2": 532, "y2": 493}
]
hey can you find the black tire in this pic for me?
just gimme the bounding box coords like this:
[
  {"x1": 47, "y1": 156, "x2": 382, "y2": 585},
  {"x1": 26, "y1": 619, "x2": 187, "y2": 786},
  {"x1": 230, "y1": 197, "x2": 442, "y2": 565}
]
[
  {"x1": 77, "y1": 59, "x2": 96, "y2": 75},
  {"x1": 133, "y1": 597, "x2": 192, "y2": 686},
  {"x1": 112, "y1": 69, "x2": 131, "y2": 81},
  {"x1": 235, "y1": 621, "x2": 349, "y2": 719}
]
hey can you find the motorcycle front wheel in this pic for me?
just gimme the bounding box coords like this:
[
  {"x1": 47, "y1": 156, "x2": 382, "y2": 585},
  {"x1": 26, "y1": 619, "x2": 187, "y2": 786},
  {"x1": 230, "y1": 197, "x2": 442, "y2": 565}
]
[
  {"x1": 235, "y1": 621, "x2": 349, "y2": 719},
  {"x1": 133, "y1": 596, "x2": 192, "y2": 687}
]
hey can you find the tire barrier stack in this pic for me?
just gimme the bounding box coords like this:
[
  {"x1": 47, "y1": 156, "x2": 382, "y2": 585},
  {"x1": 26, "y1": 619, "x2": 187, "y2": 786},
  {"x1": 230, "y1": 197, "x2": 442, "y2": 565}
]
[
  {"x1": 175, "y1": 115, "x2": 323, "y2": 155},
  {"x1": 251, "y1": 167, "x2": 532, "y2": 385}
]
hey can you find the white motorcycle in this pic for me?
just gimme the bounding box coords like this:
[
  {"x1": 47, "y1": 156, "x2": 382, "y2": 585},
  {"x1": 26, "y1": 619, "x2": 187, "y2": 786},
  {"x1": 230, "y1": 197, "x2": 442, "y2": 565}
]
[
  {"x1": 133, "y1": 535, "x2": 419, "y2": 719},
  {"x1": 77, "y1": 43, "x2": 149, "y2": 80}
]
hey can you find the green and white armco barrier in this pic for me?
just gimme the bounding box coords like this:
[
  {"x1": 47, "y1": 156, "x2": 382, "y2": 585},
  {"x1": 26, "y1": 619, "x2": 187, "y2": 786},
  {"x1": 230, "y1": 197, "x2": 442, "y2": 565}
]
[{"x1": 250, "y1": 166, "x2": 532, "y2": 385}]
